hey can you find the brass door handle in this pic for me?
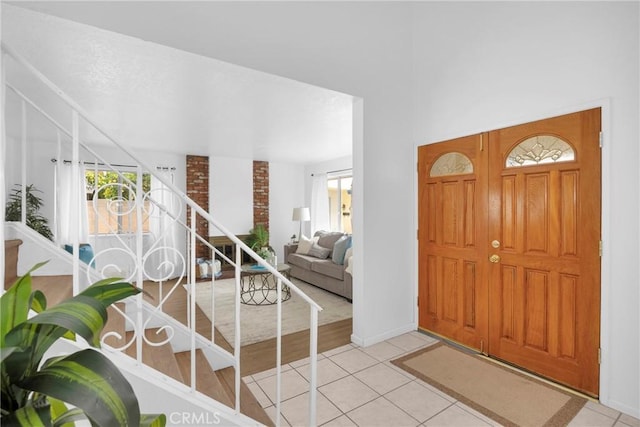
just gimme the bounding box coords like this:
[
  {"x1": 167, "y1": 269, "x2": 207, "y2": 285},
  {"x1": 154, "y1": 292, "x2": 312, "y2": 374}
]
[{"x1": 489, "y1": 254, "x2": 501, "y2": 263}]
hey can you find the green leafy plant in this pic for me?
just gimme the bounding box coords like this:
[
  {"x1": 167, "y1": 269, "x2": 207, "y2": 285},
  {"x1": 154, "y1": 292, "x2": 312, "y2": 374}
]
[
  {"x1": 0, "y1": 263, "x2": 166, "y2": 426},
  {"x1": 5, "y1": 184, "x2": 54, "y2": 241},
  {"x1": 247, "y1": 224, "x2": 272, "y2": 259}
]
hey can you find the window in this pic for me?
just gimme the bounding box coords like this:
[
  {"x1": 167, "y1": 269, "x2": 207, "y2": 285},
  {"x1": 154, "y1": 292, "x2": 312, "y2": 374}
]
[
  {"x1": 327, "y1": 173, "x2": 352, "y2": 233},
  {"x1": 506, "y1": 135, "x2": 575, "y2": 167},
  {"x1": 85, "y1": 170, "x2": 151, "y2": 234},
  {"x1": 430, "y1": 152, "x2": 473, "y2": 177}
]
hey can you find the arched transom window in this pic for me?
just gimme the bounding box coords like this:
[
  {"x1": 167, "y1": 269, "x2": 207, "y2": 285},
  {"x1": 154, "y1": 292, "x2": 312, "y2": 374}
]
[
  {"x1": 429, "y1": 152, "x2": 474, "y2": 177},
  {"x1": 506, "y1": 135, "x2": 575, "y2": 167}
]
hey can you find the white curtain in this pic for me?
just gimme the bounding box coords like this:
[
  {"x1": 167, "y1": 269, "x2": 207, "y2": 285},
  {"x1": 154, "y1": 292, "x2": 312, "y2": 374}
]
[
  {"x1": 57, "y1": 163, "x2": 89, "y2": 244},
  {"x1": 148, "y1": 170, "x2": 180, "y2": 280},
  {"x1": 310, "y1": 173, "x2": 330, "y2": 234}
]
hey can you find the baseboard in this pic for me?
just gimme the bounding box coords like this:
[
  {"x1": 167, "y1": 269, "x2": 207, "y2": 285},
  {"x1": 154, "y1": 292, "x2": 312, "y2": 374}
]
[
  {"x1": 350, "y1": 333, "x2": 364, "y2": 347},
  {"x1": 351, "y1": 322, "x2": 416, "y2": 348}
]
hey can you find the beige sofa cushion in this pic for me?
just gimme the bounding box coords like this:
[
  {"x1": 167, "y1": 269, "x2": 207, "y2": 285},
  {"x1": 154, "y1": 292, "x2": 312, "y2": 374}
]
[
  {"x1": 311, "y1": 259, "x2": 344, "y2": 281},
  {"x1": 287, "y1": 253, "x2": 315, "y2": 270}
]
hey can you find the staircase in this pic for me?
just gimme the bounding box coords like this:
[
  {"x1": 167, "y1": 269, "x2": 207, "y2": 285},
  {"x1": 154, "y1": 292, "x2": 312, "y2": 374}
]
[
  {"x1": 1, "y1": 41, "x2": 322, "y2": 426},
  {"x1": 3, "y1": 239, "x2": 272, "y2": 425}
]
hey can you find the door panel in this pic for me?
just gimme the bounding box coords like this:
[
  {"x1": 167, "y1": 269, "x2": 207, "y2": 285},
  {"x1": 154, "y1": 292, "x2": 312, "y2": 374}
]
[
  {"x1": 487, "y1": 108, "x2": 601, "y2": 396},
  {"x1": 418, "y1": 108, "x2": 601, "y2": 396},
  {"x1": 418, "y1": 134, "x2": 488, "y2": 350}
]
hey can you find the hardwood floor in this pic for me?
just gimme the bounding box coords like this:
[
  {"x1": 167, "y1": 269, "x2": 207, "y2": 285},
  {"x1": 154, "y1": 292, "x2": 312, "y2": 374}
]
[
  {"x1": 239, "y1": 318, "x2": 353, "y2": 376},
  {"x1": 143, "y1": 280, "x2": 353, "y2": 375}
]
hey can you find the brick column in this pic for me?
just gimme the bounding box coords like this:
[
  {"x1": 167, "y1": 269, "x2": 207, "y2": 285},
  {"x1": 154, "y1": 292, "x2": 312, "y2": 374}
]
[
  {"x1": 253, "y1": 160, "x2": 269, "y2": 230},
  {"x1": 186, "y1": 155, "x2": 209, "y2": 259}
]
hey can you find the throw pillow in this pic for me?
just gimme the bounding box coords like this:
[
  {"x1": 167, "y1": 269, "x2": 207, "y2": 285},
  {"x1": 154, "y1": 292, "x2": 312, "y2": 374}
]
[
  {"x1": 332, "y1": 235, "x2": 352, "y2": 265},
  {"x1": 296, "y1": 235, "x2": 314, "y2": 254},
  {"x1": 308, "y1": 242, "x2": 331, "y2": 259},
  {"x1": 317, "y1": 231, "x2": 346, "y2": 251},
  {"x1": 344, "y1": 247, "x2": 353, "y2": 275}
]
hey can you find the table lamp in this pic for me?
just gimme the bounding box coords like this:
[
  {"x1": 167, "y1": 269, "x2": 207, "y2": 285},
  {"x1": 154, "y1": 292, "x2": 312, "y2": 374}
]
[{"x1": 292, "y1": 207, "x2": 310, "y2": 242}]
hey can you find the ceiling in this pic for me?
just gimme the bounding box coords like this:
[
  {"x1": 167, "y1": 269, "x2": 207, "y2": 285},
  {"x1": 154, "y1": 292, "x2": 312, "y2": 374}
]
[{"x1": 1, "y1": 3, "x2": 354, "y2": 164}]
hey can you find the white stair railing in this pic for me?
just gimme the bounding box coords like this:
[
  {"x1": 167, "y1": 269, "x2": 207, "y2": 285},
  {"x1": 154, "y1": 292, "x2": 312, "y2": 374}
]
[{"x1": 2, "y1": 42, "x2": 322, "y2": 426}]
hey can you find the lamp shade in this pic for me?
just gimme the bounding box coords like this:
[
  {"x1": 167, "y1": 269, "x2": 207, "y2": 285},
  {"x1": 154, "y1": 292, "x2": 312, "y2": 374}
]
[{"x1": 292, "y1": 207, "x2": 311, "y2": 222}]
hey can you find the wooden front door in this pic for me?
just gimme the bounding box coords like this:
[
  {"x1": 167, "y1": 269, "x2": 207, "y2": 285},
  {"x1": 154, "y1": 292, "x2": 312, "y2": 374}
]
[
  {"x1": 418, "y1": 108, "x2": 601, "y2": 396},
  {"x1": 417, "y1": 134, "x2": 489, "y2": 351}
]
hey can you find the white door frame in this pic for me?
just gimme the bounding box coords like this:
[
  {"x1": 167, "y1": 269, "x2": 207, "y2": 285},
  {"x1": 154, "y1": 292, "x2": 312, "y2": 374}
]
[{"x1": 413, "y1": 98, "x2": 612, "y2": 404}]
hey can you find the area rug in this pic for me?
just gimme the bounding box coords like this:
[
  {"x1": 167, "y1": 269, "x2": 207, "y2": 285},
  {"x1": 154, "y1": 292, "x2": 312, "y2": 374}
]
[
  {"x1": 191, "y1": 278, "x2": 352, "y2": 347},
  {"x1": 391, "y1": 343, "x2": 586, "y2": 427}
]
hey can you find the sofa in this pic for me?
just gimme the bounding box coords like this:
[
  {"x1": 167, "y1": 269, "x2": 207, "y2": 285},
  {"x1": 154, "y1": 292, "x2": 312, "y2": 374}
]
[{"x1": 284, "y1": 231, "x2": 353, "y2": 301}]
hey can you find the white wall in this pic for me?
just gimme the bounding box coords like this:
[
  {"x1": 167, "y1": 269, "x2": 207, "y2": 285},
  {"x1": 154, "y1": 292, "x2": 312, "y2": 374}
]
[
  {"x1": 209, "y1": 156, "x2": 253, "y2": 236},
  {"x1": 411, "y1": 1, "x2": 639, "y2": 416},
  {"x1": 269, "y1": 162, "x2": 306, "y2": 261},
  {"x1": 170, "y1": 1, "x2": 418, "y2": 353},
  {"x1": 209, "y1": 158, "x2": 307, "y2": 262}
]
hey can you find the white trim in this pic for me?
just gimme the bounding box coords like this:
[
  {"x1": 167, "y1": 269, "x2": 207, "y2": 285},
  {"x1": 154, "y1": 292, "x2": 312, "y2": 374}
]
[
  {"x1": 598, "y1": 99, "x2": 613, "y2": 411},
  {"x1": 413, "y1": 98, "x2": 612, "y2": 406},
  {"x1": 353, "y1": 322, "x2": 416, "y2": 348},
  {"x1": 350, "y1": 97, "x2": 365, "y2": 348},
  {"x1": 350, "y1": 333, "x2": 364, "y2": 347}
]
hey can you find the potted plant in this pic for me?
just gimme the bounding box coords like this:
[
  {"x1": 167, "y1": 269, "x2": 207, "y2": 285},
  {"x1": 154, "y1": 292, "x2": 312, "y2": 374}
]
[
  {"x1": 0, "y1": 263, "x2": 166, "y2": 426},
  {"x1": 5, "y1": 184, "x2": 54, "y2": 241},
  {"x1": 247, "y1": 224, "x2": 273, "y2": 260}
]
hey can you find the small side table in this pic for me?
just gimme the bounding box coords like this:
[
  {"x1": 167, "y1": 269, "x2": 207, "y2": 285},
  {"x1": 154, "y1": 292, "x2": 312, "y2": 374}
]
[{"x1": 240, "y1": 263, "x2": 292, "y2": 305}]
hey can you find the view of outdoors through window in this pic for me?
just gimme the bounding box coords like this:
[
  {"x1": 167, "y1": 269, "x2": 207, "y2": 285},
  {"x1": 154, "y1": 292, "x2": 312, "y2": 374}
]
[
  {"x1": 328, "y1": 174, "x2": 352, "y2": 233},
  {"x1": 85, "y1": 170, "x2": 151, "y2": 234}
]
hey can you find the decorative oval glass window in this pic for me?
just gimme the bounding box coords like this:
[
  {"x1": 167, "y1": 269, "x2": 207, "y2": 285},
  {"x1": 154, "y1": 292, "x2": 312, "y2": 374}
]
[
  {"x1": 506, "y1": 135, "x2": 575, "y2": 167},
  {"x1": 430, "y1": 152, "x2": 474, "y2": 177}
]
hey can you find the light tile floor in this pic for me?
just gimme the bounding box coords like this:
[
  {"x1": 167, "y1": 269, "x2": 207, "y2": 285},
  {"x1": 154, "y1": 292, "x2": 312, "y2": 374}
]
[{"x1": 243, "y1": 331, "x2": 640, "y2": 427}]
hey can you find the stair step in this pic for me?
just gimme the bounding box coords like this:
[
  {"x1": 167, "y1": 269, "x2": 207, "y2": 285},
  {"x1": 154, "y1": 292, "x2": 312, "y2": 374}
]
[
  {"x1": 125, "y1": 328, "x2": 184, "y2": 383},
  {"x1": 174, "y1": 349, "x2": 234, "y2": 408},
  {"x1": 31, "y1": 275, "x2": 73, "y2": 307},
  {"x1": 217, "y1": 366, "x2": 274, "y2": 427},
  {"x1": 4, "y1": 239, "x2": 23, "y2": 288}
]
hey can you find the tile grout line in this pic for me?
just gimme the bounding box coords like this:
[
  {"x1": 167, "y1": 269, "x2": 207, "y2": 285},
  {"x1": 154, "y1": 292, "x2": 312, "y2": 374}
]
[
  {"x1": 419, "y1": 401, "x2": 459, "y2": 427},
  {"x1": 252, "y1": 339, "x2": 442, "y2": 426},
  {"x1": 375, "y1": 394, "x2": 426, "y2": 426}
]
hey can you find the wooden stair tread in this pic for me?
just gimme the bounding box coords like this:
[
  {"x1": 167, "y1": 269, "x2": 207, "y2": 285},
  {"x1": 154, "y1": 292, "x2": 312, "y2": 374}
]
[
  {"x1": 4, "y1": 239, "x2": 23, "y2": 288},
  {"x1": 217, "y1": 366, "x2": 274, "y2": 427},
  {"x1": 174, "y1": 349, "x2": 234, "y2": 408},
  {"x1": 125, "y1": 328, "x2": 183, "y2": 383},
  {"x1": 30, "y1": 275, "x2": 73, "y2": 307}
]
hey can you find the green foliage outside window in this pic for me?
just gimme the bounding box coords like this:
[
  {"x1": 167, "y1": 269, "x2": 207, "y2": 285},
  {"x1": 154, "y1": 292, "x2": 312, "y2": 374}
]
[{"x1": 86, "y1": 171, "x2": 151, "y2": 200}]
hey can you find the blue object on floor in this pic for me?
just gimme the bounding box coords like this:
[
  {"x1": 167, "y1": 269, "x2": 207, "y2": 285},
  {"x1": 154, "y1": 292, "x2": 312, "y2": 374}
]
[{"x1": 64, "y1": 243, "x2": 96, "y2": 268}]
